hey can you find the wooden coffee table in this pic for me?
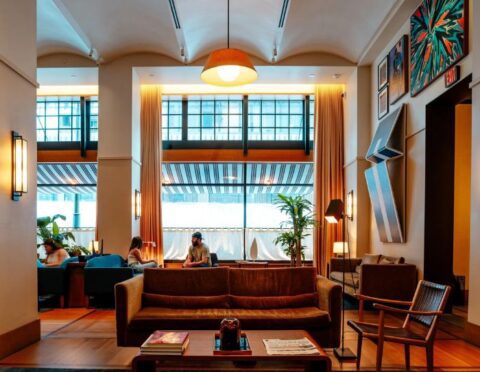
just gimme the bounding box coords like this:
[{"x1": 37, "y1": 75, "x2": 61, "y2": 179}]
[{"x1": 131, "y1": 330, "x2": 331, "y2": 371}]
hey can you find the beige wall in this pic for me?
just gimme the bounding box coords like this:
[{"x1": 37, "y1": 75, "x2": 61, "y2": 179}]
[
  {"x1": 0, "y1": 0, "x2": 39, "y2": 348},
  {"x1": 343, "y1": 67, "x2": 371, "y2": 257},
  {"x1": 453, "y1": 104, "x2": 471, "y2": 289},
  {"x1": 366, "y1": 1, "x2": 473, "y2": 279}
]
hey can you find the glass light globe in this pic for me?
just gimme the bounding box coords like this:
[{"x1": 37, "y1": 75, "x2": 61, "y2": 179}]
[{"x1": 217, "y1": 65, "x2": 240, "y2": 82}]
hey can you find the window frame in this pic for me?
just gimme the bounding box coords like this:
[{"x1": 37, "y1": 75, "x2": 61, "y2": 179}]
[
  {"x1": 162, "y1": 94, "x2": 313, "y2": 153},
  {"x1": 37, "y1": 96, "x2": 98, "y2": 152}
]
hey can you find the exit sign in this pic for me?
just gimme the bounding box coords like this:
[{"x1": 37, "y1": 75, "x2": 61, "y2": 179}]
[{"x1": 445, "y1": 65, "x2": 460, "y2": 88}]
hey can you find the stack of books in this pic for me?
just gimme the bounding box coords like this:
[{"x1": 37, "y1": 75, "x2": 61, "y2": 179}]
[{"x1": 140, "y1": 331, "x2": 190, "y2": 355}]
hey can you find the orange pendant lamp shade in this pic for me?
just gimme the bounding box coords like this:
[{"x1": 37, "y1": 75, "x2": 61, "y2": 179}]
[{"x1": 201, "y1": 48, "x2": 257, "y2": 87}]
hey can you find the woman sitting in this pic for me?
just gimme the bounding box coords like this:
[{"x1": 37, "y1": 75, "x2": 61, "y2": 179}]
[
  {"x1": 127, "y1": 236, "x2": 157, "y2": 273},
  {"x1": 43, "y1": 238, "x2": 69, "y2": 267}
]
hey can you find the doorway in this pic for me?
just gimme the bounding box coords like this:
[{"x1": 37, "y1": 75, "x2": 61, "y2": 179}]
[{"x1": 424, "y1": 75, "x2": 472, "y2": 313}]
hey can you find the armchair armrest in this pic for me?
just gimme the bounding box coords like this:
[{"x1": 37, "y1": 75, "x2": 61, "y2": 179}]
[
  {"x1": 85, "y1": 267, "x2": 135, "y2": 296},
  {"x1": 316, "y1": 275, "x2": 342, "y2": 347},
  {"x1": 115, "y1": 274, "x2": 144, "y2": 346},
  {"x1": 373, "y1": 303, "x2": 442, "y2": 316},
  {"x1": 329, "y1": 257, "x2": 362, "y2": 275}
]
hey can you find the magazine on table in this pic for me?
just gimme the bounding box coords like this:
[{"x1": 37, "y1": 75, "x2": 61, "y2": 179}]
[{"x1": 263, "y1": 337, "x2": 320, "y2": 355}]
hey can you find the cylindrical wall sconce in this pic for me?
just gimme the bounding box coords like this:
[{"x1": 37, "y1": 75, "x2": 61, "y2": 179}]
[
  {"x1": 346, "y1": 190, "x2": 354, "y2": 221},
  {"x1": 134, "y1": 189, "x2": 141, "y2": 219},
  {"x1": 12, "y1": 131, "x2": 28, "y2": 201}
]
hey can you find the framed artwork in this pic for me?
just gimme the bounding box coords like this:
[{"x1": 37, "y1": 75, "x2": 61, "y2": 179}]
[
  {"x1": 378, "y1": 86, "x2": 389, "y2": 120},
  {"x1": 389, "y1": 35, "x2": 408, "y2": 104},
  {"x1": 410, "y1": 0, "x2": 468, "y2": 96},
  {"x1": 377, "y1": 56, "x2": 388, "y2": 90}
]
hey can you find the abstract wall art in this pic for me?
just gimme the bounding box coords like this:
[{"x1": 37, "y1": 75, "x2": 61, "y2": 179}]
[
  {"x1": 378, "y1": 86, "x2": 389, "y2": 120},
  {"x1": 365, "y1": 105, "x2": 406, "y2": 243},
  {"x1": 389, "y1": 35, "x2": 408, "y2": 104},
  {"x1": 410, "y1": 0, "x2": 467, "y2": 96}
]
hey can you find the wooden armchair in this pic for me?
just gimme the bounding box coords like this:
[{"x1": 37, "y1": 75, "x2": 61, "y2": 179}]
[{"x1": 347, "y1": 280, "x2": 451, "y2": 372}]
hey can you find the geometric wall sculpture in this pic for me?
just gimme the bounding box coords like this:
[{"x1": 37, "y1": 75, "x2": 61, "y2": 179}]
[{"x1": 365, "y1": 105, "x2": 406, "y2": 243}]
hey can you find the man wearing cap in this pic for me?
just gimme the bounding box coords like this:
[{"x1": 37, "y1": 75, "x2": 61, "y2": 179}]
[{"x1": 183, "y1": 232, "x2": 212, "y2": 268}]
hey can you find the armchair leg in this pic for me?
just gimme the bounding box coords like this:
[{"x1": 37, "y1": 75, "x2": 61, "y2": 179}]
[
  {"x1": 426, "y1": 344, "x2": 434, "y2": 372},
  {"x1": 59, "y1": 295, "x2": 65, "y2": 308},
  {"x1": 356, "y1": 335, "x2": 363, "y2": 370},
  {"x1": 376, "y1": 310, "x2": 385, "y2": 372},
  {"x1": 404, "y1": 344, "x2": 410, "y2": 370},
  {"x1": 376, "y1": 338, "x2": 384, "y2": 372},
  {"x1": 359, "y1": 299, "x2": 364, "y2": 322}
]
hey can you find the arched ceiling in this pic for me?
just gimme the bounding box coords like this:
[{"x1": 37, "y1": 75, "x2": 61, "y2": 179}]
[{"x1": 37, "y1": 0, "x2": 398, "y2": 64}]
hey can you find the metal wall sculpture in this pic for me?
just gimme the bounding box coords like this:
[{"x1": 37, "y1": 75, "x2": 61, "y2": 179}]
[{"x1": 365, "y1": 105, "x2": 406, "y2": 243}]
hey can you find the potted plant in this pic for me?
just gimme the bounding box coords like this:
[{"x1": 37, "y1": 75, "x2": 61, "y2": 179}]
[
  {"x1": 274, "y1": 194, "x2": 315, "y2": 267},
  {"x1": 37, "y1": 214, "x2": 87, "y2": 257}
]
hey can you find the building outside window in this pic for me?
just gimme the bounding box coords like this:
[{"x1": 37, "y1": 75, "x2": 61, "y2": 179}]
[{"x1": 161, "y1": 162, "x2": 313, "y2": 261}]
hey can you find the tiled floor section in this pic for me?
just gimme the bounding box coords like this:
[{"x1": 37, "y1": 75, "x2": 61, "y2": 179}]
[{"x1": 1, "y1": 309, "x2": 480, "y2": 370}]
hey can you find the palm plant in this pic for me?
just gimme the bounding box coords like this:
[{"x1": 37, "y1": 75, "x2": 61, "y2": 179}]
[
  {"x1": 274, "y1": 194, "x2": 315, "y2": 267},
  {"x1": 37, "y1": 214, "x2": 76, "y2": 249}
]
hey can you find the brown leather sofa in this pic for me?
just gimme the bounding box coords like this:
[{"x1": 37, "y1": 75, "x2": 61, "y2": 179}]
[
  {"x1": 115, "y1": 267, "x2": 342, "y2": 348},
  {"x1": 328, "y1": 254, "x2": 417, "y2": 301}
]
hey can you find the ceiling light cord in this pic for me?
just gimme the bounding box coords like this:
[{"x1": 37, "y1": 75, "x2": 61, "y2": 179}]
[{"x1": 227, "y1": 0, "x2": 230, "y2": 49}]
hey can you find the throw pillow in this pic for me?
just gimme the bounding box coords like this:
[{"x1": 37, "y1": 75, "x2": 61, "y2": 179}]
[
  {"x1": 379, "y1": 257, "x2": 395, "y2": 264},
  {"x1": 362, "y1": 254, "x2": 381, "y2": 265}
]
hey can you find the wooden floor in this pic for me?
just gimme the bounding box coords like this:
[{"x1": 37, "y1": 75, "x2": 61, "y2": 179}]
[{"x1": 1, "y1": 308, "x2": 480, "y2": 371}]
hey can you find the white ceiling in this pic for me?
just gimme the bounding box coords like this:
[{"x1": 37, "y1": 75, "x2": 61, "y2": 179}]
[{"x1": 37, "y1": 0, "x2": 398, "y2": 64}]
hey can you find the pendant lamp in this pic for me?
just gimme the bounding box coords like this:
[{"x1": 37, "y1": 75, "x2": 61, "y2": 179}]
[{"x1": 201, "y1": 0, "x2": 257, "y2": 86}]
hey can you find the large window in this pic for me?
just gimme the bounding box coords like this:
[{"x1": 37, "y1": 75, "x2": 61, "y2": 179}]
[
  {"x1": 161, "y1": 94, "x2": 314, "y2": 151},
  {"x1": 247, "y1": 95, "x2": 304, "y2": 141},
  {"x1": 36, "y1": 95, "x2": 98, "y2": 149},
  {"x1": 187, "y1": 95, "x2": 243, "y2": 141},
  {"x1": 161, "y1": 96, "x2": 182, "y2": 141},
  {"x1": 37, "y1": 96, "x2": 81, "y2": 142},
  {"x1": 161, "y1": 162, "x2": 313, "y2": 261}
]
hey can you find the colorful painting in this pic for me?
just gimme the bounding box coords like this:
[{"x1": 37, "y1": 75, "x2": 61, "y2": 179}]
[
  {"x1": 389, "y1": 35, "x2": 408, "y2": 104},
  {"x1": 410, "y1": 0, "x2": 467, "y2": 96}
]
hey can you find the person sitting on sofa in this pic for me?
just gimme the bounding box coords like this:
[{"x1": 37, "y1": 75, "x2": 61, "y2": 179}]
[
  {"x1": 183, "y1": 232, "x2": 212, "y2": 268},
  {"x1": 127, "y1": 236, "x2": 158, "y2": 273},
  {"x1": 43, "y1": 238, "x2": 70, "y2": 267}
]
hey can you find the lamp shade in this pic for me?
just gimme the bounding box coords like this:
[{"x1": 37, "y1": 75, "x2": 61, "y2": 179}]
[
  {"x1": 333, "y1": 242, "x2": 349, "y2": 254},
  {"x1": 324, "y1": 199, "x2": 344, "y2": 223},
  {"x1": 201, "y1": 48, "x2": 257, "y2": 87}
]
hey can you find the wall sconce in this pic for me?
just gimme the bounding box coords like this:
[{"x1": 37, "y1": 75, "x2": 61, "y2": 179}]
[
  {"x1": 12, "y1": 131, "x2": 28, "y2": 201},
  {"x1": 346, "y1": 190, "x2": 354, "y2": 221},
  {"x1": 134, "y1": 189, "x2": 141, "y2": 219}
]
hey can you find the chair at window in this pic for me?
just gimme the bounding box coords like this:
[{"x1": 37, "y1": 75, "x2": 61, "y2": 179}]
[
  {"x1": 210, "y1": 253, "x2": 219, "y2": 267},
  {"x1": 347, "y1": 280, "x2": 451, "y2": 372}
]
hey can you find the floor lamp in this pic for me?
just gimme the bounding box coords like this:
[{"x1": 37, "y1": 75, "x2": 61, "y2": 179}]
[{"x1": 325, "y1": 198, "x2": 356, "y2": 360}]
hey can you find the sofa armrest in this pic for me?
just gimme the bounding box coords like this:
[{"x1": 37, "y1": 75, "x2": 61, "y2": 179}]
[
  {"x1": 360, "y1": 264, "x2": 417, "y2": 301},
  {"x1": 329, "y1": 257, "x2": 362, "y2": 275},
  {"x1": 316, "y1": 275, "x2": 342, "y2": 347},
  {"x1": 115, "y1": 274, "x2": 144, "y2": 346}
]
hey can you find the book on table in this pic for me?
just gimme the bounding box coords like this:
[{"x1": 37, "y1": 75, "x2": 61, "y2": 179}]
[{"x1": 140, "y1": 331, "x2": 189, "y2": 355}]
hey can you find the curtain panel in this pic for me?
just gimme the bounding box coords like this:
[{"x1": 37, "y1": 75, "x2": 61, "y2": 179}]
[
  {"x1": 140, "y1": 86, "x2": 164, "y2": 264},
  {"x1": 313, "y1": 85, "x2": 345, "y2": 276}
]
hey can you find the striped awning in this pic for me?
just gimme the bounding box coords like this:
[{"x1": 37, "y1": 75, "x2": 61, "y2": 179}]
[
  {"x1": 37, "y1": 163, "x2": 97, "y2": 195},
  {"x1": 162, "y1": 163, "x2": 313, "y2": 195}
]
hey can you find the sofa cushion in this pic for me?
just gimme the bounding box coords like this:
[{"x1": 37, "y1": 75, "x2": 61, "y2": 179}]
[
  {"x1": 330, "y1": 271, "x2": 359, "y2": 288},
  {"x1": 380, "y1": 255, "x2": 405, "y2": 264},
  {"x1": 229, "y1": 293, "x2": 317, "y2": 309},
  {"x1": 362, "y1": 254, "x2": 381, "y2": 265},
  {"x1": 229, "y1": 267, "x2": 316, "y2": 296},
  {"x1": 143, "y1": 267, "x2": 229, "y2": 296},
  {"x1": 85, "y1": 254, "x2": 124, "y2": 268},
  {"x1": 129, "y1": 306, "x2": 330, "y2": 331},
  {"x1": 143, "y1": 293, "x2": 229, "y2": 309}
]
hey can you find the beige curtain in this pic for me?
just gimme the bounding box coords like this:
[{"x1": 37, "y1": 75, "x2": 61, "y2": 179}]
[
  {"x1": 313, "y1": 85, "x2": 345, "y2": 276},
  {"x1": 140, "y1": 86, "x2": 163, "y2": 265}
]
